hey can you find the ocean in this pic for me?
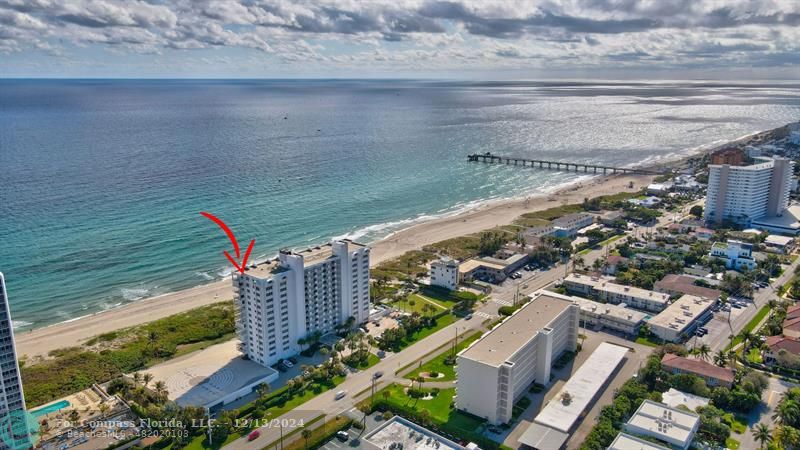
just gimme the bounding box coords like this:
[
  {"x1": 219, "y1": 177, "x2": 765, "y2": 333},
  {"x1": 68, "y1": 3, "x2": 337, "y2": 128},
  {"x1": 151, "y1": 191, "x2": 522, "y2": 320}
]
[{"x1": 1, "y1": 79, "x2": 799, "y2": 330}]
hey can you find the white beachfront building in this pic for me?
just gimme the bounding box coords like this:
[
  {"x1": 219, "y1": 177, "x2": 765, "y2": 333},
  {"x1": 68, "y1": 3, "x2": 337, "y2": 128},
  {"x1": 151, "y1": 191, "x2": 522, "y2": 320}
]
[
  {"x1": 704, "y1": 157, "x2": 794, "y2": 226},
  {"x1": 429, "y1": 258, "x2": 460, "y2": 291},
  {"x1": 233, "y1": 240, "x2": 370, "y2": 367},
  {"x1": 455, "y1": 292, "x2": 579, "y2": 425},
  {"x1": 0, "y1": 273, "x2": 30, "y2": 449},
  {"x1": 708, "y1": 240, "x2": 757, "y2": 271}
]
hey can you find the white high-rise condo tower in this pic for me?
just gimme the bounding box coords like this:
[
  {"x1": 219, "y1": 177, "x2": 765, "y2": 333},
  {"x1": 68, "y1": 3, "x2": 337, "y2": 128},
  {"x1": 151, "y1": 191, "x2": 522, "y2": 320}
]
[
  {"x1": 704, "y1": 156, "x2": 794, "y2": 226},
  {"x1": 0, "y1": 273, "x2": 30, "y2": 450},
  {"x1": 232, "y1": 240, "x2": 370, "y2": 367}
]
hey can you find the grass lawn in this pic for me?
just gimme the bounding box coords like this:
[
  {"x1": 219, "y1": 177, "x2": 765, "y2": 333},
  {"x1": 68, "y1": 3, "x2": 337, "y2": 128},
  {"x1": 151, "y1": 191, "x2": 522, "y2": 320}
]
[
  {"x1": 395, "y1": 294, "x2": 450, "y2": 314},
  {"x1": 746, "y1": 347, "x2": 763, "y2": 364},
  {"x1": 635, "y1": 336, "x2": 660, "y2": 347},
  {"x1": 376, "y1": 384, "x2": 485, "y2": 436},
  {"x1": 394, "y1": 314, "x2": 457, "y2": 351},
  {"x1": 723, "y1": 413, "x2": 748, "y2": 434},
  {"x1": 404, "y1": 332, "x2": 481, "y2": 381}
]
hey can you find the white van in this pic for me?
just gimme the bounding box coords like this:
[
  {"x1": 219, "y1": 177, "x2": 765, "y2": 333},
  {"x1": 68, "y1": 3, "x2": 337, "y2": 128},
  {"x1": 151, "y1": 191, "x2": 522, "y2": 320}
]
[{"x1": 334, "y1": 390, "x2": 347, "y2": 400}]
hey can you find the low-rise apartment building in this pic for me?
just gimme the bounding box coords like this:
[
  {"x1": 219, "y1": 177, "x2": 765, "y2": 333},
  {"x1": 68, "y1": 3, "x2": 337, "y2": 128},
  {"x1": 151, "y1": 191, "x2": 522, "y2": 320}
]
[
  {"x1": 648, "y1": 295, "x2": 714, "y2": 343},
  {"x1": 709, "y1": 240, "x2": 757, "y2": 271},
  {"x1": 429, "y1": 258, "x2": 459, "y2": 290},
  {"x1": 556, "y1": 293, "x2": 646, "y2": 336},
  {"x1": 458, "y1": 253, "x2": 527, "y2": 283},
  {"x1": 653, "y1": 274, "x2": 721, "y2": 300},
  {"x1": 455, "y1": 292, "x2": 579, "y2": 425},
  {"x1": 661, "y1": 353, "x2": 734, "y2": 388},
  {"x1": 552, "y1": 213, "x2": 594, "y2": 238},
  {"x1": 563, "y1": 273, "x2": 670, "y2": 312}
]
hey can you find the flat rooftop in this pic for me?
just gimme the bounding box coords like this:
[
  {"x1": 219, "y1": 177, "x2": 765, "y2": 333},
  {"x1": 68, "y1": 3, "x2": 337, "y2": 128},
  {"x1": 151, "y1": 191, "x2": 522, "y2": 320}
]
[
  {"x1": 752, "y1": 204, "x2": 800, "y2": 233},
  {"x1": 519, "y1": 342, "x2": 629, "y2": 450},
  {"x1": 146, "y1": 339, "x2": 278, "y2": 409},
  {"x1": 569, "y1": 295, "x2": 647, "y2": 323},
  {"x1": 608, "y1": 433, "x2": 670, "y2": 450},
  {"x1": 626, "y1": 400, "x2": 699, "y2": 445},
  {"x1": 565, "y1": 273, "x2": 670, "y2": 304},
  {"x1": 458, "y1": 258, "x2": 505, "y2": 274},
  {"x1": 364, "y1": 416, "x2": 467, "y2": 450},
  {"x1": 241, "y1": 240, "x2": 367, "y2": 279},
  {"x1": 648, "y1": 294, "x2": 713, "y2": 331},
  {"x1": 532, "y1": 342, "x2": 629, "y2": 432},
  {"x1": 458, "y1": 293, "x2": 574, "y2": 366}
]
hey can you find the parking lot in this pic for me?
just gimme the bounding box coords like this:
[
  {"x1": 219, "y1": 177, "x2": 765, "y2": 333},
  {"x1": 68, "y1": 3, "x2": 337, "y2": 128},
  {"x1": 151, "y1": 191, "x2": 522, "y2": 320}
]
[{"x1": 693, "y1": 298, "x2": 754, "y2": 351}]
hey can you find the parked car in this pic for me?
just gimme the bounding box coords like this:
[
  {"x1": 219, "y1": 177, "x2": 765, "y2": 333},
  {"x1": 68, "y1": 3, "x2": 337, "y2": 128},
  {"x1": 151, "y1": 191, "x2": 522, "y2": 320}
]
[
  {"x1": 248, "y1": 431, "x2": 261, "y2": 441},
  {"x1": 283, "y1": 360, "x2": 294, "y2": 368},
  {"x1": 288, "y1": 357, "x2": 298, "y2": 364},
  {"x1": 336, "y1": 431, "x2": 349, "y2": 442}
]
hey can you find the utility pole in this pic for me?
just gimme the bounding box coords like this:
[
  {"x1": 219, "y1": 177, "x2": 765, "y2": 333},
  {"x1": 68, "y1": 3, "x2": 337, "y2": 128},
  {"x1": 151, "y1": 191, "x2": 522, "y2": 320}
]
[{"x1": 206, "y1": 407, "x2": 213, "y2": 448}]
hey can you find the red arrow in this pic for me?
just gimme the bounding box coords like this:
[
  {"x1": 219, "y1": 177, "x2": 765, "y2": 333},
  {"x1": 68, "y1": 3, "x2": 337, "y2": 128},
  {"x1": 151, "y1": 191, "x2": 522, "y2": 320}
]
[{"x1": 200, "y1": 211, "x2": 255, "y2": 274}]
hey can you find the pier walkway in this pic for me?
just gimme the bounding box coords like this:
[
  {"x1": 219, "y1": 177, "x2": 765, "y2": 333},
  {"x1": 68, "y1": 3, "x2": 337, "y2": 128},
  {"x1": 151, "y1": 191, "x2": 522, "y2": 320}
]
[{"x1": 467, "y1": 152, "x2": 664, "y2": 175}]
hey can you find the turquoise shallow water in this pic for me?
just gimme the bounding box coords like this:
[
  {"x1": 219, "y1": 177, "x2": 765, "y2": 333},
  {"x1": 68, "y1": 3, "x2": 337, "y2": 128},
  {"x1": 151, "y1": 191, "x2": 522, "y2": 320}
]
[{"x1": 1, "y1": 79, "x2": 799, "y2": 330}]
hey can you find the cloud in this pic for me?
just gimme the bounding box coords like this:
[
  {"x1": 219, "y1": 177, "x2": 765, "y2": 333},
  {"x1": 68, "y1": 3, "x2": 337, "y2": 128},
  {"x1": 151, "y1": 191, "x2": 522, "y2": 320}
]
[{"x1": 0, "y1": 0, "x2": 797, "y2": 75}]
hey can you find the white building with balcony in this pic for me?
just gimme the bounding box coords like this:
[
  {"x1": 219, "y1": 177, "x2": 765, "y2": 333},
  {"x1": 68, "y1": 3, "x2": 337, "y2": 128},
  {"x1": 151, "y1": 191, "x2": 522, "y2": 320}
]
[
  {"x1": 233, "y1": 240, "x2": 370, "y2": 367},
  {"x1": 704, "y1": 157, "x2": 794, "y2": 226},
  {"x1": 429, "y1": 258, "x2": 459, "y2": 291},
  {"x1": 455, "y1": 292, "x2": 579, "y2": 425},
  {"x1": 708, "y1": 240, "x2": 757, "y2": 271},
  {"x1": 563, "y1": 273, "x2": 670, "y2": 313}
]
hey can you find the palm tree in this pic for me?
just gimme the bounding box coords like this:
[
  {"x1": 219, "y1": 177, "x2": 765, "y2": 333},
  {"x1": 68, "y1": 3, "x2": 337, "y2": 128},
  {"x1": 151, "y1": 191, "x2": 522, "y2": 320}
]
[
  {"x1": 301, "y1": 428, "x2": 312, "y2": 449},
  {"x1": 98, "y1": 403, "x2": 110, "y2": 419},
  {"x1": 142, "y1": 373, "x2": 154, "y2": 387},
  {"x1": 738, "y1": 329, "x2": 754, "y2": 354},
  {"x1": 713, "y1": 350, "x2": 728, "y2": 367},
  {"x1": 256, "y1": 383, "x2": 271, "y2": 402},
  {"x1": 68, "y1": 409, "x2": 80, "y2": 426},
  {"x1": 752, "y1": 423, "x2": 772, "y2": 449},
  {"x1": 415, "y1": 376, "x2": 425, "y2": 390},
  {"x1": 154, "y1": 381, "x2": 168, "y2": 401},
  {"x1": 695, "y1": 344, "x2": 711, "y2": 362},
  {"x1": 132, "y1": 372, "x2": 142, "y2": 385}
]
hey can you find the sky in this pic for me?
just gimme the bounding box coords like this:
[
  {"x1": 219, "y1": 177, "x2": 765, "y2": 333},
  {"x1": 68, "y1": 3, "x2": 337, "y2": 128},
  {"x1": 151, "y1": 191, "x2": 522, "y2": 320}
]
[{"x1": 1, "y1": 0, "x2": 799, "y2": 79}]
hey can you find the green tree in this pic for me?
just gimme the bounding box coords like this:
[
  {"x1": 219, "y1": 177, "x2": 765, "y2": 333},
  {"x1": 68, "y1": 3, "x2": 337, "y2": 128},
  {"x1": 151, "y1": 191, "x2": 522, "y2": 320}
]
[
  {"x1": 689, "y1": 205, "x2": 703, "y2": 218},
  {"x1": 752, "y1": 423, "x2": 772, "y2": 449}
]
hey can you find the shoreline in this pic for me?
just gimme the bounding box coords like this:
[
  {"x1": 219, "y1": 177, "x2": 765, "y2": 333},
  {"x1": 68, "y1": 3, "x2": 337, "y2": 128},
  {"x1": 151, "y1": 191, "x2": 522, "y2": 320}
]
[
  {"x1": 17, "y1": 124, "x2": 785, "y2": 359},
  {"x1": 16, "y1": 172, "x2": 651, "y2": 359}
]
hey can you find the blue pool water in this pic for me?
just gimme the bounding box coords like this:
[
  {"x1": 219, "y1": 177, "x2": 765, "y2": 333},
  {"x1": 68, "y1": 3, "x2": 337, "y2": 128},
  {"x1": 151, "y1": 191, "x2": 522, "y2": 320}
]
[{"x1": 30, "y1": 400, "x2": 70, "y2": 418}]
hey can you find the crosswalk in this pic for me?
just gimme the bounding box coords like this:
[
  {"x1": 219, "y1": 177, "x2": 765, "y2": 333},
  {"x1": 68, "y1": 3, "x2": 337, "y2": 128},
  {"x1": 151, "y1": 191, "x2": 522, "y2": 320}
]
[
  {"x1": 474, "y1": 311, "x2": 496, "y2": 319},
  {"x1": 492, "y1": 298, "x2": 513, "y2": 307}
]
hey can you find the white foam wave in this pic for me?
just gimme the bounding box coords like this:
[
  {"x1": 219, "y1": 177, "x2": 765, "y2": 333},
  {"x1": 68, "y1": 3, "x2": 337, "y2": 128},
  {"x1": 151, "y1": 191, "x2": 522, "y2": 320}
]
[
  {"x1": 12, "y1": 320, "x2": 33, "y2": 330},
  {"x1": 120, "y1": 287, "x2": 149, "y2": 301},
  {"x1": 195, "y1": 271, "x2": 214, "y2": 281}
]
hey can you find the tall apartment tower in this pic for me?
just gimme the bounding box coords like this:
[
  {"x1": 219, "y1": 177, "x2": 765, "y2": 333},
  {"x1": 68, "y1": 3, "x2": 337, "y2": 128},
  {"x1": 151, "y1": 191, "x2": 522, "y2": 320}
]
[
  {"x1": 233, "y1": 240, "x2": 370, "y2": 367},
  {"x1": 0, "y1": 273, "x2": 30, "y2": 450},
  {"x1": 704, "y1": 157, "x2": 794, "y2": 225}
]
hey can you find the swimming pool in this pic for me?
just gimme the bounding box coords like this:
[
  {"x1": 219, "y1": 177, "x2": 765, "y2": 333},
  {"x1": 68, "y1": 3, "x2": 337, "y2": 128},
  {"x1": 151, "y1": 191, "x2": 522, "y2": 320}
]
[{"x1": 30, "y1": 399, "x2": 70, "y2": 418}]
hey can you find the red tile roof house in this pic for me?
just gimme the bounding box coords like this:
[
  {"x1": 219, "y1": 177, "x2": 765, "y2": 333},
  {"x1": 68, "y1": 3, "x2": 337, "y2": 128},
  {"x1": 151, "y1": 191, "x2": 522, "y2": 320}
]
[
  {"x1": 602, "y1": 255, "x2": 629, "y2": 275},
  {"x1": 692, "y1": 228, "x2": 714, "y2": 241},
  {"x1": 784, "y1": 305, "x2": 800, "y2": 340},
  {"x1": 764, "y1": 336, "x2": 800, "y2": 366},
  {"x1": 661, "y1": 353, "x2": 734, "y2": 388},
  {"x1": 653, "y1": 274, "x2": 722, "y2": 300}
]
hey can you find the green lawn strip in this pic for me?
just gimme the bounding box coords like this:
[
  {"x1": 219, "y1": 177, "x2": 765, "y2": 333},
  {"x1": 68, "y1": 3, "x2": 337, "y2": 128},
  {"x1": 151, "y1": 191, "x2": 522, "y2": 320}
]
[
  {"x1": 346, "y1": 353, "x2": 381, "y2": 370},
  {"x1": 277, "y1": 415, "x2": 351, "y2": 450},
  {"x1": 394, "y1": 314, "x2": 457, "y2": 352},
  {"x1": 187, "y1": 376, "x2": 347, "y2": 450},
  {"x1": 404, "y1": 332, "x2": 481, "y2": 381},
  {"x1": 728, "y1": 304, "x2": 770, "y2": 349},
  {"x1": 635, "y1": 336, "x2": 660, "y2": 347}
]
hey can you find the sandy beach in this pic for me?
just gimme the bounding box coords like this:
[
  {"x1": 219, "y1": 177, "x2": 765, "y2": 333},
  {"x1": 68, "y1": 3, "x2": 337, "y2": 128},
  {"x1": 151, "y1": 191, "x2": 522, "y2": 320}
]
[{"x1": 16, "y1": 173, "x2": 653, "y2": 359}]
